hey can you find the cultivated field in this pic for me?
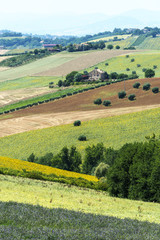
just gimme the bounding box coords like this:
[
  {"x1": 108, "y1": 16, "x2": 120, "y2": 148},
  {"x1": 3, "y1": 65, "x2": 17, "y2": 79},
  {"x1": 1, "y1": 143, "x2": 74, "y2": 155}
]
[
  {"x1": 88, "y1": 34, "x2": 131, "y2": 42},
  {"x1": 1, "y1": 106, "x2": 160, "y2": 159},
  {"x1": 0, "y1": 49, "x2": 139, "y2": 81},
  {"x1": 84, "y1": 50, "x2": 160, "y2": 78}
]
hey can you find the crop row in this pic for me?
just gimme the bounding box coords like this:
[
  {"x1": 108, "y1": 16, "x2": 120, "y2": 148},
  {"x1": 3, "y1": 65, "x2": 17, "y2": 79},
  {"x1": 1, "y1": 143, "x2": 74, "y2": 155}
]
[{"x1": 0, "y1": 79, "x2": 130, "y2": 115}]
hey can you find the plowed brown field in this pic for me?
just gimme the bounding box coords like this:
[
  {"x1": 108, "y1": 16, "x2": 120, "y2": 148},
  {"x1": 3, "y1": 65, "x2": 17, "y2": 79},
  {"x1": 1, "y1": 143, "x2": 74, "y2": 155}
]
[{"x1": 1, "y1": 78, "x2": 160, "y2": 137}]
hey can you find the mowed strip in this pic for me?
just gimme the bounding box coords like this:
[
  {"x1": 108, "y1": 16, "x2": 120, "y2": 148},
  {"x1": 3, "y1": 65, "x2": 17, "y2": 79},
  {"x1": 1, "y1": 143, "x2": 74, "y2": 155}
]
[{"x1": 34, "y1": 50, "x2": 139, "y2": 76}]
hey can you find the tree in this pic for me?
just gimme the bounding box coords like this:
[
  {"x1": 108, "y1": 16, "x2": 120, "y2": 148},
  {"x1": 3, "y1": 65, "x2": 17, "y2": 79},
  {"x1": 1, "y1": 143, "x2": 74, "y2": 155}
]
[
  {"x1": 145, "y1": 69, "x2": 155, "y2": 78},
  {"x1": 66, "y1": 71, "x2": 78, "y2": 83},
  {"x1": 58, "y1": 80, "x2": 63, "y2": 87},
  {"x1": 115, "y1": 45, "x2": 120, "y2": 49},
  {"x1": 74, "y1": 73, "x2": 82, "y2": 82},
  {"x1": 82, "y1": 143, "x2": 106, "y2": 174},
  {"x1": 99, "y1": 41, "x2": 105, "y2": 49},
  {"x1": 34, "y1": 49, "x2": 39, "y2": 55},
  {"x1": 94, "y1": 98, "x2": 102, "y2": 105},
  {"x1": 73, "y1": 120, "x2": 81, "y2": 126},
  {"x1": 118, "y1": 91, "x2": 126, "y2": 99},
  {"x1": 110, "y1": 72, "x2": 118, "y2": 80},
  {"x1": 107, "y1": 44, "x2": 113, "y2": 50},
  {"x1": 27, "y1": 153, "x2": 36, "y2": 162}
]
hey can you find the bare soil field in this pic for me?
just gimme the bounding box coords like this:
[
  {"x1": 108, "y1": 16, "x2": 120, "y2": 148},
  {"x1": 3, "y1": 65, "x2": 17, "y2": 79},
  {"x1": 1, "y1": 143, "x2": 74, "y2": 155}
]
[
  {"x1": 34, "y1": 50, "x2": 139, "y2": 76},
  {"x1": 0, "y1": 78, "x2": 160, "y2": 137}
]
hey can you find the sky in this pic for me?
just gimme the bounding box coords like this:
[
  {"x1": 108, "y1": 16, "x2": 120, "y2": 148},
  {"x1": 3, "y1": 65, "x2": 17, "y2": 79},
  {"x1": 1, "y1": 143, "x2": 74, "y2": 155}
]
[
  {"x1": 1, "y1": 0, "x2": 160, "y2": 34},
  {"x1": 2, "y1": 0, "x2": 160, "y2": 15}
]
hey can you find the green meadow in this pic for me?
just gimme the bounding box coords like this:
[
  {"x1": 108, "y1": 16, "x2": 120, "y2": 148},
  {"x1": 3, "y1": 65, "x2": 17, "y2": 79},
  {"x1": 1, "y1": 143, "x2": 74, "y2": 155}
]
[
  {"x1": 0, "y1": 51, "x2": 87, "y2": 82},
  {"x1": 1, "y1": 174, "x2": 160, "y2": 224},
  {"x1": 83, "y1": 51, "x2": 160, "y2": 78},
  {"x1": 0, "y1": 107, "x2": 160, "y2": 160}
]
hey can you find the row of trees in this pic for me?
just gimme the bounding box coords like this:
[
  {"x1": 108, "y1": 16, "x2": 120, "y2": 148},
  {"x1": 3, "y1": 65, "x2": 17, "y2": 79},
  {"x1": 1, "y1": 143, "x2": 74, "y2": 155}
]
[{"x1": 67, "y1": 41, "x2": 105, "y2": 52}]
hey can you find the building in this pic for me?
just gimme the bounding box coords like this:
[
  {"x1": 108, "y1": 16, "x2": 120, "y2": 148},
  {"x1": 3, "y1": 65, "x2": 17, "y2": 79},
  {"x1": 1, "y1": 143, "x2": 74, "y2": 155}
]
[{"x1": 88, "y1": 69, "x2": 106, "y2": 81}]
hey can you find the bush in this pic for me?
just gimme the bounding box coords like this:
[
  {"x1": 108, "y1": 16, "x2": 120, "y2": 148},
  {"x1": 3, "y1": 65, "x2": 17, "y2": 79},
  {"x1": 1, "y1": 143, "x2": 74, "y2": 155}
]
[
  {"x1": 137, "y1": 64, "x2": 141, "y2": 67},
  {"x1": 103, "y1": 100, "x2": 111, "y2": 106},
  {"x1": 126, "y1": 68, "x2": 130, "y2": 71},
  {"x1": 126, "y1": 55, "x2": 129, "y2": 58},
  {"x1": 153, "y1": 65, "x2": 157, "y2": 69},
  {"x1": 145, "y1": 69, "x2": 155, "y2": 78},
  {"x1": 132, "y1": 71, "x2": 136, "y2": 74},
  {"x1": 94, "y1": 162, "x2": 109, "y2": 179},
  {"x1": 94, "y1": 98, "x2": 102, "y2": 105},
  {"x1": 152, "y1": 87, "x2": 159, "y2": 94},
  {"x1": 78, "y1": 135, "x2": 87, "y2": 141},
  {"x1": 118, "y1": 91, "x2": 126, "y2": 99},
  {"x1": 115, "y1": 45, "x2": 120, "y2": 49},
  {"x1": 131, "y1": 58, "x2": 135, "y2": 62},
  {"x1": 105, "y1": 62, "x2": 109, "y2": 66},
  {"x1": 143, "y1": 83, "x2": 151, "y2": 91},
  {"x1": 142, "y1": 68, "x2": 147, "y2": 72},
  {"x1": 133, "y1": 82, "x2": 140, "y2": 88},
  {"x1": 73, "y1": 120, "x2": 81, "y2": 126},
  {"x1": 128, "y1": 94, "x2": 136, "y2": 101}
]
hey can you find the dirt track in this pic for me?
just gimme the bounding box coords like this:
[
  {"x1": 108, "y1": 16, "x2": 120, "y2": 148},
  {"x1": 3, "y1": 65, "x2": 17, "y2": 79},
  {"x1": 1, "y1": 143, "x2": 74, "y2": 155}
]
[{"x1": 1, "y1": 104, "x2": 160, "y2": 138}]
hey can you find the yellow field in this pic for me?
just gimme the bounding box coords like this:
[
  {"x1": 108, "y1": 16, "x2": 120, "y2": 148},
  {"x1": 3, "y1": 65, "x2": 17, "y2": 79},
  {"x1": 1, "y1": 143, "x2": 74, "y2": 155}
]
[
  {"x1": 0, "y1": 156, "x2": 98, "y2": 182},
  {"x1": 88, "y1": 34, "x2": 131, "y2": 42}
]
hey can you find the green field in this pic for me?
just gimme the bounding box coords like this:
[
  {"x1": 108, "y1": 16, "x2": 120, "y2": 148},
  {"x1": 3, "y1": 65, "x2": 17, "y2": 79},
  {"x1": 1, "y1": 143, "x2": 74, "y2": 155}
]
[
  {"x1": 105, "y1": 36, "x2": 138, "y2": 49},
  {"x1": 88, "y1": 34, "x2": 131, "y2": 43},
  {"x1": 137, "y1": 36, "x2": 160, "y2": 50},
  {"x1": 83, "y1": 51, "x2": 160, "y2": 78},
  {"x1": 0, "y1": 76, "x2": 61, "y2": 91},
  {"x1": 0, "y1": 107, "x2": 160, "y2": 159},
  {"x1": 1, "y1": 174, "x2": 160, "y2": 224},
  {"x1": 0, "y1": 51, "x2": 87, "y2": 82}
]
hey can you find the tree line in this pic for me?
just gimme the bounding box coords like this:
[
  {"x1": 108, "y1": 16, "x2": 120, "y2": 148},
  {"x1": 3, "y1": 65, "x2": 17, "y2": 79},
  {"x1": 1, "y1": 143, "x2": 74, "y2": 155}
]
[{"x1": 27, "y1": 135, "x2": 160, "y2": 202}]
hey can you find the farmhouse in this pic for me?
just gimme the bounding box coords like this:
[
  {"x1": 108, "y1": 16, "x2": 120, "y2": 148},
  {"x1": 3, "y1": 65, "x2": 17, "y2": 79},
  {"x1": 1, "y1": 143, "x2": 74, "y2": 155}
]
[{"x1": 88, "y1": 68, "x2": 106, "y2": 81}]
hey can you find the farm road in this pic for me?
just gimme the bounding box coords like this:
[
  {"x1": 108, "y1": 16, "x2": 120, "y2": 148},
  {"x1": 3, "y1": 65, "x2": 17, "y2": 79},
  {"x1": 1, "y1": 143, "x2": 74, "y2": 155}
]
[{"x1": 1, "y1": 104, "x2": 160, "y2": 138}]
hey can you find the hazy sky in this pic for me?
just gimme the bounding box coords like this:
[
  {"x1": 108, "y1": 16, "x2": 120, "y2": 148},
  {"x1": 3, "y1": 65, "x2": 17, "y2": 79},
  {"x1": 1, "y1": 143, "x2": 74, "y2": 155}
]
[{"x1": 2, "y1": 0, "x2": 160, "y2": 16}]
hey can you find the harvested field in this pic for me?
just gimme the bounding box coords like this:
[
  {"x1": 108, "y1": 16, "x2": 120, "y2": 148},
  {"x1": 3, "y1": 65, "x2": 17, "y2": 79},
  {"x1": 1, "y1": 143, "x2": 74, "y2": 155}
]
[
  {"x1": 1, "y1": 78, "x2": 160, "y2": 137},
  {"x1": 0, "y1": 104, "x2": 160, "y2": 138},
  {"x1": 0, "y1": 87, "x2": 56, "y2": 107},
  {"x1": 35, "y1": 50, "x2": 139, "y2": 76}
]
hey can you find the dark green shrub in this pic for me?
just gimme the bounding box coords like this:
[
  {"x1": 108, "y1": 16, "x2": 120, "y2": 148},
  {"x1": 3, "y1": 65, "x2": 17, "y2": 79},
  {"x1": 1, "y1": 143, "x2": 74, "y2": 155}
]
[
  {"x1": 94, "y1": 98, "x2": 102, "y2": 105},
  {"x1": 132, "y1": 71, "x2": 136, "y2": 74},
  {"x1": 153, "y1": 65, "x2": 157, "y2": 69},
  {"x1": 126, "y1": 55, "x2": 129, "y2": 58},
  {"x1": 78, "y1": 135, "x2": 87, "y2": 141},
  {"x1": 128, "y1": 94, "x2": 136, "y2": 101},
  {"x1": 145, "y1": 69, "x2": 155, "y2": 78},
  {"x1": 118, "y1": 91, "x2": 126, "y2": 99},
  {"x1": 133, "y1": 82, "x2": 140, "y2": 88},
  {"x1": 126, "y1": 68, "x2": 130, "y2": 71},
  {"x1": 137, "y1": 64, "x2": 141, "y2": 67},
  {"x1": 105, "y1": 62, "x2": 109, "y2": 66},
  {"x1": 67, "y1": 92, "x2": 72, "y2": 96},
  {"x1": 152, "y1": 87, "x2": 159, "y2": 93},
  {"x1": 103, "y1": 100, "x2": 111, "y2": 106},
  {"x1": 73, "y1": 120, "x2": 81, "y2": 126},
  {"x1": 142, "y1": 68, "x2": 147, "y2": 72},
  {"x1": 143, "y1": 83, "x2": 151, "y2": 91},
  {"x1": 94, "y1": 162, "x2": 109, "y2": 179},
  {"x1": 131, "y1": 58, "x2": 135, "y2": 62}
]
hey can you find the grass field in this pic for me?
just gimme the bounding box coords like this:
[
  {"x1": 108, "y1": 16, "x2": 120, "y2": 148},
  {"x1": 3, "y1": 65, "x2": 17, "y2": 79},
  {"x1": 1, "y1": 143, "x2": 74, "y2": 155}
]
[
  {"x1": 105, "y1": 36, "x2": 138, "y2": 49},
  {"x1": 0, "y1": 175, "x2": 160, "y2": 224},
  {"x1": 88, "y1": 34, "x2": 131, "y2": 42},
  {"x1": 138, "y1": 36, "x2": 160, "y2": 50},
  {"x1": 83, "y1": 50, "x2": 160, "y2": 78},
  {"x1": 0, "y1": 51, "x2": 86, "y2": 82},
  {"x1": 0, "y1": 76, "x2": 61, "y2": 91},
  {"x1": 0, "y1": 106, "x2": 160, "y2": 159}
]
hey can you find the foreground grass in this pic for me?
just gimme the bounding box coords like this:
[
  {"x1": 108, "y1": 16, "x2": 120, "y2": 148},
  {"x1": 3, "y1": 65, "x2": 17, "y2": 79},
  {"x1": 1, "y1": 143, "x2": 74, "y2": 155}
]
[
  {"x1": 1, "y1": 201, "x2": 160, "y2": 240},
  {"x1": 84, "y1": 51, "x2": 160, "y2": 78},
  {"x1": 0, "y1": 175, "x2": 160, "y2": 224},
  {"x1": 0, "y1": 107, "x2": 160, "y2": 159}
]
